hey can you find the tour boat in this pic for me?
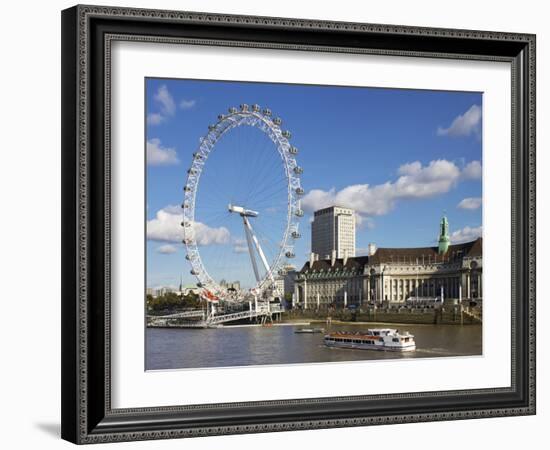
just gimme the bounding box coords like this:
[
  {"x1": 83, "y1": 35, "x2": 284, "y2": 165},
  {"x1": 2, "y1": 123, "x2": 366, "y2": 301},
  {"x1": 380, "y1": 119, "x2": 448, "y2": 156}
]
[{"x1": 324, "y1": 328, "x2": 416, "y2": 352}]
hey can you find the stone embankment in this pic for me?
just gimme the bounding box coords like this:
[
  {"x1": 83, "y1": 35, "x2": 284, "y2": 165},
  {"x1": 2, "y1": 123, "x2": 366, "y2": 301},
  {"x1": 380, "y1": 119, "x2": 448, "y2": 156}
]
[{"x1": 282, "y1": 306, "x2": 482, "y2": 325}]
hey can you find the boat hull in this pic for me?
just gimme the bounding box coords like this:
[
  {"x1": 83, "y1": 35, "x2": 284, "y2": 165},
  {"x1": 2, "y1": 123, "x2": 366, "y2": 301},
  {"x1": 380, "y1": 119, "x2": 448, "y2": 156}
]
[{"x1": 324, "y1": 341, "x2": 416, "y2": 352}]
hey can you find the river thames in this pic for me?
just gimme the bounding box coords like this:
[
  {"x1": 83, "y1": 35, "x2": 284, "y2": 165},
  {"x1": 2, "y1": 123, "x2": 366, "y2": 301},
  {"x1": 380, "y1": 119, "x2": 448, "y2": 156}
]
[{"x1": 146, "y1": 322, "x2": 482, "y2": 370}]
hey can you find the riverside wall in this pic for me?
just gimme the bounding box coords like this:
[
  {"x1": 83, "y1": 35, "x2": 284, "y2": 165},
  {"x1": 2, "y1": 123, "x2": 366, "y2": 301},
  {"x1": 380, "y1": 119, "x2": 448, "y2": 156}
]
[{"x1": 281, "y1": 306, "x2": 482, "y2": 325}]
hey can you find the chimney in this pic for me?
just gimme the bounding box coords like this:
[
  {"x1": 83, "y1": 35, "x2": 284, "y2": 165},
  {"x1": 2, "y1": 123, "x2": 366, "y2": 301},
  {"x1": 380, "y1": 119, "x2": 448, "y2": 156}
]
[
  {"x1": 309, "y1": 252, "x2": 317, "y2": 267},
  {"x1": 343, "y1": 248, "x2": 349, "y2": 266},
  {"x1": 368, "y1": 243, "x2": 377, "y2": 256},
  {"x1": 331, "y1": 249, "x2": 337, "y2": 267}
]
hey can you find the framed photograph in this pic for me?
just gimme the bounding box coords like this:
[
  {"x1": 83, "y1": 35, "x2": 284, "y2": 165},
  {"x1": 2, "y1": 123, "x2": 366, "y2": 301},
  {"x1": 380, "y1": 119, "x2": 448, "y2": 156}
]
[{"x1": 61, "y1": 4, "x2": 536, "y2": 444}]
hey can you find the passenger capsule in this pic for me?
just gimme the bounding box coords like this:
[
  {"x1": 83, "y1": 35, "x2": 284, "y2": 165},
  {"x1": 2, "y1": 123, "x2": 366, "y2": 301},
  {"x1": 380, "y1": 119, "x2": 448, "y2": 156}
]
[
  {"x1": 285, "y1": 251, "x2": 295, "y2": 258},
  {"x1": 208, "y1": 124, "x2": 216, "y2": 131},
  {"x1": 288, "y1": 146, "x2": 298, "y2": 155},
  {"x1": 192, "y1": 152, "x2": 202, "y2": 159},
  {"x1": 295, "y1": 209, "x2": 304, "y2": 217},
  {"x1": 282, "y1": 130, "x2": 291, "y2": 138},
  {"x1": 217, "y1": 114, "x2": 225, "y2": 121},
  {"x1": 181, "y1": 203, "x2": 189, "y2": 209},
  {"x1": 293, "y1": 166, "x2": 303, "y2": 175},
  {"x1": 291, "y1": 231, "x2": 301, "y2": 239},
  {"x1": 183, "y1": 185, "x2": 192, "y2": 192},
  {"x1": 240, "y1": 104, "x2": 249, "y2": 111},
  {"x1": 187, "y1": 168, "x2": 197, "y2": 175},
  {"x1": 190, "y1": 269, "x2": 199, "y2": 275},
  {"x1": 229, "y1": 107, "x2": 238, "y2": 113},
  {"x1": 252, "y1": 104, "x2": 261, "y2": 112},
  {"x1": 185, "y1": 254, "x2": 191, "y2": 260},
  {"x1": 273, "y1": 117, "x2": 282, "y2": 126},
  {"x1": 295, "y1": 187, "x2": 304, "y2": 195},
  {"x1": 263, "y1": 108, "x2": 272, "y2": 117}
]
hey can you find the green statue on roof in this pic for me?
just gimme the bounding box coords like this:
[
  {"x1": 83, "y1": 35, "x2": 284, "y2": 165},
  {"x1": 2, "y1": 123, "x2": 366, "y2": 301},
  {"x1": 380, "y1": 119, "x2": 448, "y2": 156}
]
[{"x1": 438, "y1": 213, "x2": 450, "y2": 254}]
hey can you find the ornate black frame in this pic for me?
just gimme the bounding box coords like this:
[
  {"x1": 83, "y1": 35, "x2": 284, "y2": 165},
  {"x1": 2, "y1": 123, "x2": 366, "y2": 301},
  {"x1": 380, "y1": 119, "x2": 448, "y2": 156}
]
[{"x1": 61, "y1": 4, "x2": 536, "y2": 444}]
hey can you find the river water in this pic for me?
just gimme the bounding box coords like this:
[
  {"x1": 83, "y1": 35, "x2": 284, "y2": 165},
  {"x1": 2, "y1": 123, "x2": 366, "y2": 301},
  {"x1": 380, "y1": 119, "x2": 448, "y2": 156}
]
[{"x1": 146, "y1": 322, "x2": 482, "y2": 370}]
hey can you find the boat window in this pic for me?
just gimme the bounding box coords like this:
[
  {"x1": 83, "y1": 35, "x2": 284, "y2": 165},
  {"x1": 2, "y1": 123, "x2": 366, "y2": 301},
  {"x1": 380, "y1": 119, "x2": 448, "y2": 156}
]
[{"x1": 392, "y1": 338, "x2": 399, "y2": 342}]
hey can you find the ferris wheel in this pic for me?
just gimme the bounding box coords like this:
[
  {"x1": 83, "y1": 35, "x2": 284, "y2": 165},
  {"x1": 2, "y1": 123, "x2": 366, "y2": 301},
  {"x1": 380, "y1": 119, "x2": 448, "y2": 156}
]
[{"x1": 181, "y1": 104, "x2": 304, "y2": 302}]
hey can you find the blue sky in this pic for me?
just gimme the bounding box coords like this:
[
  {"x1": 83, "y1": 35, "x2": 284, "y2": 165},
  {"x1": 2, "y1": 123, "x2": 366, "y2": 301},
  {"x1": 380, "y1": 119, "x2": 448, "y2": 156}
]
[{"x1": 145, "y1": 78, "x2": 482, "y2": 289}]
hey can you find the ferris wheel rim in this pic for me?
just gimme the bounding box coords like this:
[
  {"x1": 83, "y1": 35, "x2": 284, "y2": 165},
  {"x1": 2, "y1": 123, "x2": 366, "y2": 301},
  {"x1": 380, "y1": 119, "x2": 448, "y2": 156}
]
[{"x1": 181, "y1": 104, "x2": 303, "y2": 299}]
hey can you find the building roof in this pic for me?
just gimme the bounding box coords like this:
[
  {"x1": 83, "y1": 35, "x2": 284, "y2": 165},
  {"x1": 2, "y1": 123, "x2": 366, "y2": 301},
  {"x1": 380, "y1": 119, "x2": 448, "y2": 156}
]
[
  {"x1": 368, "y1": 237, "x2": 482, "y2": 265},
  {"x1": 313, "y1": 205, "x2": 354, "y2": 216},
  {"x1": 298, "y1": 237, "x2": 481, "y2": 273},
  {"x1": 300, "y1": 255, "x2": 369, "y2": 273}
]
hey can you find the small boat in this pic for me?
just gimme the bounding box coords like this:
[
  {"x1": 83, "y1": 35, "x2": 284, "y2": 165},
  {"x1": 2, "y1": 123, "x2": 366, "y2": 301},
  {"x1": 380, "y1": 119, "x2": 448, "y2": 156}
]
[
  {"x1": 295, "y1": 327, "x2": 324, "y2": 334},
  {"x1": 324, "y1": 328, "x2": 416, "y2": 352}
]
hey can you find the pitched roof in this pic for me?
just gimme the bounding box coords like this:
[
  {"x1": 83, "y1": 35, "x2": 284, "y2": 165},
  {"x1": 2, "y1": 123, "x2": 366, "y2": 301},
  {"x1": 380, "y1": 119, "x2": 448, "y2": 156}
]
[
  {"x1": 299, "y1": 255, "x2": 369, "y2": 273},
  {"x1": 367, "y1": 237, "x2": 482, "y2": 264},
  {"x1": 298, "y1": 238, "x2": 481, "y2": 273}
]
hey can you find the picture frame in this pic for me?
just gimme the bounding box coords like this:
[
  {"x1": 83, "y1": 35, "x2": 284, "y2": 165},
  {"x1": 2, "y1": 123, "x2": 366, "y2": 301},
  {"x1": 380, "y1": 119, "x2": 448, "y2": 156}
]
[{"x1": 61, "y1": 4, "x2": 536, "y2": 444}]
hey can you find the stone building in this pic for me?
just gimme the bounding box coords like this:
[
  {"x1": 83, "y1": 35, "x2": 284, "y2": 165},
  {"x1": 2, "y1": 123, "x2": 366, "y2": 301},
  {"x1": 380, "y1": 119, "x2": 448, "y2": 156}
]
[{"x1": 294, "y1": 216, "x2": 482, "y2": 308}]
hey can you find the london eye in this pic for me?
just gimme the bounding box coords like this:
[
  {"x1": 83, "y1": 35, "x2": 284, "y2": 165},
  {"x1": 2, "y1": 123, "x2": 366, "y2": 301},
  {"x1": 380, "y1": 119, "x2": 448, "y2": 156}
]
[{"x1": 181, "y1": 104, "x2": 304, "y2": 306}]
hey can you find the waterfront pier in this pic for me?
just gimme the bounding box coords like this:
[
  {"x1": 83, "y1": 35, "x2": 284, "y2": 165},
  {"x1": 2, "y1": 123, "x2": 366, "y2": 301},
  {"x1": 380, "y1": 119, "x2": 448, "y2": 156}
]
[{"x1": 147, "y1": 303, "x2": 283, "y2": 328}]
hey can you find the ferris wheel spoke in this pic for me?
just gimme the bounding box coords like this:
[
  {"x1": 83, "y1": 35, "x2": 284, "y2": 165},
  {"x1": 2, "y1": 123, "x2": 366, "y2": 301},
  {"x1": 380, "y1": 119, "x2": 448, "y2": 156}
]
[
  {"x1": 244, "y1": 175, "x2": 286, "y2": 210},
  {"x1": 244, "y1": 136, "x2": 276, "y2": 202},
  {"x1": 247, "y1": 185, "x2": 288, "y2": 209},
  {"x1": 248, "y1": 146, "x2": 284, "y2": 189},
  {"x1": 244, "y1": 169, "x2": 288, "y2": 204},
  {"x1": 243, "y1": 145, "x2": 282, "y2": 204}
]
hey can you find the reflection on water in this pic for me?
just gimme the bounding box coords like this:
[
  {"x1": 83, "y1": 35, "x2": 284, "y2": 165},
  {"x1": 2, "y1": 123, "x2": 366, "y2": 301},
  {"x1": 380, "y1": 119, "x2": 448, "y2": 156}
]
[{"x1": 146, "y1": 323, "x2": 482, "y2": 370}]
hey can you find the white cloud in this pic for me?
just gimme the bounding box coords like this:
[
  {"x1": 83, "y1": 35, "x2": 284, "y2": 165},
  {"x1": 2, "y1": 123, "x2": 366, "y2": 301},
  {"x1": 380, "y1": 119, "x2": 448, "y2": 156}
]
[
  {"x1": 437, "y1": 104, "x2": 482, "y2": 137},
  {"x1": 450, "y1": 225, "x2": 482, "y2": 243},
  {"x1": 302, "y1": 159, "x2": 465, "y2": 217},
  {"x1": 231, "y1": 238, "x2": 249, "y2": 254},
  {"x1": 147, "y1": 206, "x2": 230, "y2": 246},
  {"x1": 457, "y1": 197, "x2": 482, "y2": 210},
  {"x1": 147, "y1": 138, "x2": 179, "y2": 166},
  {"x1": 180, "y1": 99, "x2": 196, "y2": 110},
  {"x1": 397, "y1": 161, "x2": 422, "y2": 176},
  {"x1": 156, "y1": 244, "x2": 178, "y2": 254},
  {"x1": 146, "y1": 112, "x2": 164, "y2": 125},
  {"x1": 154, "y1": 85, "x2": 176, "y2": 116},
  {"x1": 147, "y1": 85, "x2": 176, "y2": 125},
  {"x1": 192, "y1": 222, "x2": 231, "y2": 246},
  {"x1": 355, "y1": 213, "x2": 375, "y2": 229},
  {"x1": 462, "y1": 160, "x2": 482, "y2": 179}
]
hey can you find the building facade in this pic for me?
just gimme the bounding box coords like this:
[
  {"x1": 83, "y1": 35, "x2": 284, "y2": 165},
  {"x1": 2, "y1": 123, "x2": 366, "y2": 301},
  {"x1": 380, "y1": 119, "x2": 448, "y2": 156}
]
[
  {"x1": 219, "y1": 279, "x2": 241, "y2": 291},
  {"x1": 311, "y1": 206, "x2": 356, "y2": 259},
  {"x1": 295, "y1": 216, "x2": 482, "y2": 309}
]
